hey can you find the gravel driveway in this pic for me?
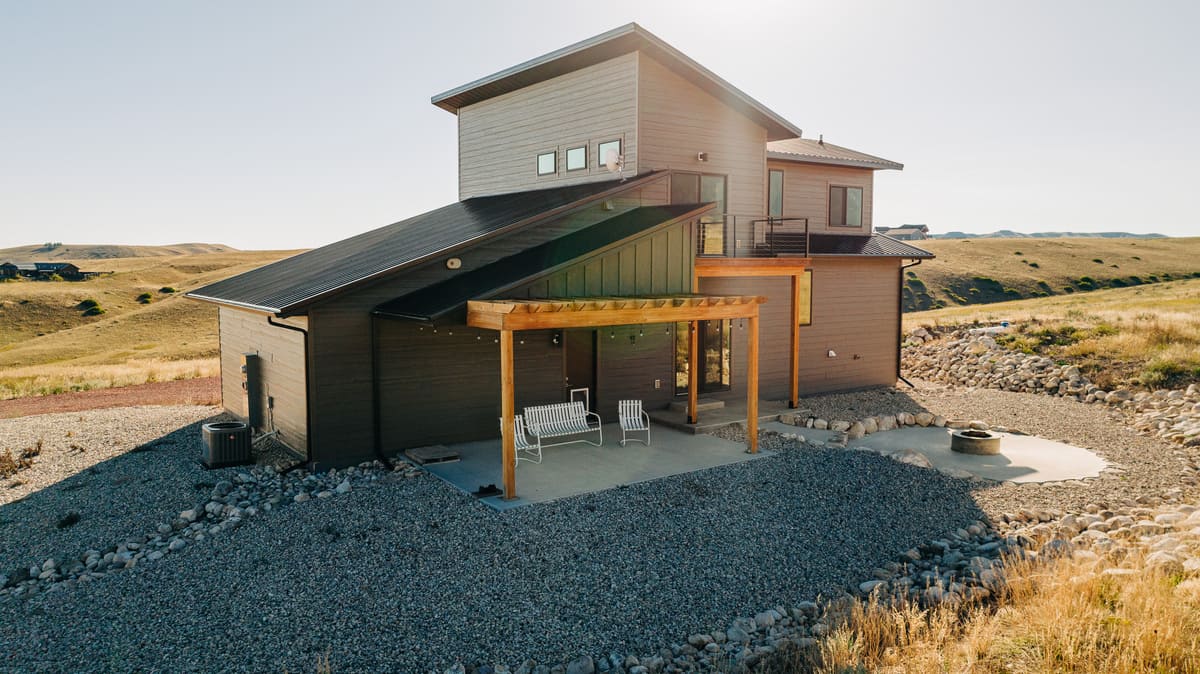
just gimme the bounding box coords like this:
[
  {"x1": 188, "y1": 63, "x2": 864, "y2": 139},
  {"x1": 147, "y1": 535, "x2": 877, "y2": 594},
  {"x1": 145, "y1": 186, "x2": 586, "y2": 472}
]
[{"x1": 0, "y1": 436, "x2": 983, "y2": 673}]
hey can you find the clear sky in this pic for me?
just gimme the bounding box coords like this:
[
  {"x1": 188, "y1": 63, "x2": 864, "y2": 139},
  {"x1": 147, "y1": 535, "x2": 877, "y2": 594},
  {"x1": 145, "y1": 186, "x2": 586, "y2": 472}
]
[{"x1": 2, "y1": 0, "x2": 1197, "y2": 249}]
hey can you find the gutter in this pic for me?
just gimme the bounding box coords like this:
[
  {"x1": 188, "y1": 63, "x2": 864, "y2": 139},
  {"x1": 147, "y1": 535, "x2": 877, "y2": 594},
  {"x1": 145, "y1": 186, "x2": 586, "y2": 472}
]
[
  {"x1": 266, "y1": 317, "x2": 313, "y2": 466},
  {"x1": 896, "y1": 259, "x2": 923, "y2": 388}
]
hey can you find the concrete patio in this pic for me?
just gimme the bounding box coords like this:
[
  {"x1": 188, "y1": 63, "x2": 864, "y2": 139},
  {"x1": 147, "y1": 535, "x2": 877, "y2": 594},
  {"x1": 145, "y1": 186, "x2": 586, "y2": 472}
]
[{"x1": 423, "y1": 422, "x2": 773, "y2": 509}]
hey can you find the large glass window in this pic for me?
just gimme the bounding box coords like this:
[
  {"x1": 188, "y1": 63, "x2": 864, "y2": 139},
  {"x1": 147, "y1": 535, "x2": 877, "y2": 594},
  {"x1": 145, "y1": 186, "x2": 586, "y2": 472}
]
[
  {"x1": 566, "y1": 146, "x2": 587, "y2": 171},
  {"x1": 768, "y1": 169, "x2": 784, "y2": 219},
  {"x1": 829, "y1": 186, "x2": 864, "y2": 227},
  {"x1": 537, "y1": 151, "x2": 556, "y2": 176},
  {"x1": 670, "y1": 173, "x2": 699, "y2": 204}
]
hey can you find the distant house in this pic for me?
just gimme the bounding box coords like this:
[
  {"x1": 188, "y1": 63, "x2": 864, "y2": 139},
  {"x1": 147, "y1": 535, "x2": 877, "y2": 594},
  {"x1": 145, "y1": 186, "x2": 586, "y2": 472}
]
[
  {"x1": 188, "y1": 23, "x2": 933, "y2": 499},
  {"x1": 881, "y1": 225, "x2": 929, "y2": 241},
  {"x1": 8, "y1": 262, "x2": 84, "y2": 280},
  {"x1": 0, "y1": 262, "x2": 17, "y2": 279}
]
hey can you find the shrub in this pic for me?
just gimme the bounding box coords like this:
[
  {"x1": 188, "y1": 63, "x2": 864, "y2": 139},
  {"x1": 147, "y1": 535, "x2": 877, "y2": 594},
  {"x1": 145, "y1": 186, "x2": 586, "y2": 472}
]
[
  {"x1": 1128, "y1": 275, "x2": 1144, "y2": 285},
  {"x1": 1013, "y1": 251, "x2": 1023, "y2": 255},
  {"x1": 47, "y1": 273, "x2": 64, "y2": 282},
  {"x1": 1063, "y1": 286, "x2": 1076, "y2": 293},
  {"x1": 136, "y1": 292, "x2": 153, "y2": 304},
  {"x1": 1093, "y1": 258, "x2": 1104, "y2": 264},
  {"x1": 1110, "y1": 278, "x2": 1128, "y2": 287},
  {"x1": 159, "y1": 286, "x2": 177, "y2": 294},
  {"x1": 1132, "y1": 255, "x2": 1141, "y2": 260},
  {"x1": 78, "y1": 298, "x2": 99, "y2": 309},
  {"x1": 1140, "y1": 357, "x2": 1200, "y2": 388},
  {"x1": 0, "y1": 440, "x2": 41, "y2": 478},
  {"x1": 1028, "y1": 262, "x2": 1039, "y2": 268},
  {"x1": 83, "y1": 306, "x2": 105, "y2": 316}
]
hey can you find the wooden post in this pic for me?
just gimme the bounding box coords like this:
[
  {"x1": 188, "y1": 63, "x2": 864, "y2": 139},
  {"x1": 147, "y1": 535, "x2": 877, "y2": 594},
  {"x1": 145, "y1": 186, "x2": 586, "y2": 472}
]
[
  {"x1": 500, "y1": 329, "x2": 516, "y2": 499},
  {"x1": 789, "y1": 273, "x2": 801, "y2": 409},
  {"x1": 747, "y1": 313, "x2": 759, "y2": 453},
  {"x1": 687, "y1": 320, "x2": 699, "y2": 424}
]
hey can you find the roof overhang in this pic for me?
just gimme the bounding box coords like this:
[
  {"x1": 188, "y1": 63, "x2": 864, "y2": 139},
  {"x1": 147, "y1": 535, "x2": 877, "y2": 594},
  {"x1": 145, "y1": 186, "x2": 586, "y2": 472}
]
[
  {"x1": 431, "y1": 23, "x2": 802, "y2": 142},
  {"x1": 467, "y1": 294, "x2": 765, "y2": 331},
  {"x1": 766, "y1": 150, "x2": 904, "y2": 171}
]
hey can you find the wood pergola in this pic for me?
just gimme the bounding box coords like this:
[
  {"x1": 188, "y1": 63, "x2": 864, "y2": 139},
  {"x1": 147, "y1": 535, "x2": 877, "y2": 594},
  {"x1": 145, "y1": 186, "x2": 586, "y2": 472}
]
[{"x1": 467, "y1": 294, "x2": 766, "y2": 500}]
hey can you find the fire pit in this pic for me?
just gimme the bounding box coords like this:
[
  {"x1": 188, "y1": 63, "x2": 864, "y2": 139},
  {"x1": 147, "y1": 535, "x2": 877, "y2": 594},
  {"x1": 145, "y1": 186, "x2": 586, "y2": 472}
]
[{"x1": 951, "y1": 429, "x2": 1002, "y2": 455}]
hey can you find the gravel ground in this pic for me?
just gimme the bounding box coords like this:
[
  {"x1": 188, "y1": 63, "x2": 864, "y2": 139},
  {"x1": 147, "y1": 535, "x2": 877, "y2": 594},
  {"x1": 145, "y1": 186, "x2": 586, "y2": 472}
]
[
  {"x1": 0, "y1": 437, "x2": 982, "y2": 673},
  {"x1": 0, "y1": 406, "x2": 236, "y2": 575}
]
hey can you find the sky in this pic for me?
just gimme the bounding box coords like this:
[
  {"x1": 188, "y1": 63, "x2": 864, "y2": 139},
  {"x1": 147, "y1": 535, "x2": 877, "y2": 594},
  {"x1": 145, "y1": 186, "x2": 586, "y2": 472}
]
[{"x1": 1, "y1": 0, "x2": 1198, "y2": 250}]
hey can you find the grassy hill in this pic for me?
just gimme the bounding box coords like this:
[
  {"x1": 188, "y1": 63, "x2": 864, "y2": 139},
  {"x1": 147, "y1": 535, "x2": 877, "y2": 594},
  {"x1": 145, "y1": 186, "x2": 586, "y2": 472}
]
[
  {"x1": 0, "y1": 242, "x2": 237, "y2": 260},
  {"x1": 905, "y1": 278, "x2": 1200, "y2": 390},
  {"x1": 0, "y1": 249, "x2": 299, "y2": 398},
  {"x1": 903, "y1": 237, "x2": 1200, "y2": 311}
]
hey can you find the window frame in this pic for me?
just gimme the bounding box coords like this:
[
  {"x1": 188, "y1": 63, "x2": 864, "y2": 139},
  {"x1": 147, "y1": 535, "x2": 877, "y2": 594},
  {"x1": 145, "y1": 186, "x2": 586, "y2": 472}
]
[
  {"x1": 597, "y1": 139, "x2": 622, "y2": 169},
  {"x1": 565, "y1": 145, "x2": 587, "y2": 172},
  {"x1": 828, "y1": 184, "x2": 864, "y2": 228},
  {"x1": 536, "y1": 150, "x2": 557, "y2": 177}
]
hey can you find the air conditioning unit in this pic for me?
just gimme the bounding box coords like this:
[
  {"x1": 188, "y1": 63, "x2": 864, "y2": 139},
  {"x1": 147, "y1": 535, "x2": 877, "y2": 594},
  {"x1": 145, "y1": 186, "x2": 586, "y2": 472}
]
[{"x1": 201, "y1": 421, "x2": 252, "y2": 468}]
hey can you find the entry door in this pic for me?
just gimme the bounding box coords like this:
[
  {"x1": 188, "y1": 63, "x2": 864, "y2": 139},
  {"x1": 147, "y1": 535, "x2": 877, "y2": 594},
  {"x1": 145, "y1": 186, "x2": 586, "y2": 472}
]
[
  {"x1": 699, "y1": 320, "x2": 731, "y2": 393},
  {"x1": 563, "y1": 329, "x2": 597, "y2": 410}
]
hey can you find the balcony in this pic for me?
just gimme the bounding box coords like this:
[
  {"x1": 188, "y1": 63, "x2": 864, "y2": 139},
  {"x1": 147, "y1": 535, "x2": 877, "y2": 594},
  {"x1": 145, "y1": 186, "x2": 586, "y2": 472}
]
[{"x1": 695, "y1": 215, "x2": 810, "y2": 258}]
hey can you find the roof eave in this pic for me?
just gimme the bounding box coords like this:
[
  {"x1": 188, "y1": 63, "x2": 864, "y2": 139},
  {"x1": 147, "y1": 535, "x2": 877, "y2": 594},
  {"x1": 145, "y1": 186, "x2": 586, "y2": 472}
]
[
  {"x1": 184, "y1": 293, "x2": 284, "y2": 315},
  {"x1": 767, "y1": 151, "x2": 904, "y2": 171}
]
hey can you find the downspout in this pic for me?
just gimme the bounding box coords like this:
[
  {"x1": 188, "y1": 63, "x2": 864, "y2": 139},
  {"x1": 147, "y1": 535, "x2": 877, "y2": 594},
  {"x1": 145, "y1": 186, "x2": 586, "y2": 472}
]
[
  {"x1": 896, "y1": 259, "x2": 923, "y2": 388},
  {"x1": 267, "y1": 316, "x2": 313, "y2": 466}
]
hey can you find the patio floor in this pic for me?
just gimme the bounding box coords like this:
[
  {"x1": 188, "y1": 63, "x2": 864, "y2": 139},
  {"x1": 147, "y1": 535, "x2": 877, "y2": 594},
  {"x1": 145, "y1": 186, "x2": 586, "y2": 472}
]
[
  {"x1": 648, "y1": 399, "x2": 789, "y2": 433},
  {"x1": 423, "y1": 422, "x2": 773, "y2": 510}
]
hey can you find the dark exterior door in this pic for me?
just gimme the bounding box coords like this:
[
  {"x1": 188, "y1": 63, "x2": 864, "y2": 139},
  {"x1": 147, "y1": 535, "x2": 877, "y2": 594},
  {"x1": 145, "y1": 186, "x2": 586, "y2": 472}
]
[
  {"x1": 563, "y1": 329, "x2": 597, "y2": 410},
  {"x1": 698, "y1": 319, "x2": 731, "y2": 393}
]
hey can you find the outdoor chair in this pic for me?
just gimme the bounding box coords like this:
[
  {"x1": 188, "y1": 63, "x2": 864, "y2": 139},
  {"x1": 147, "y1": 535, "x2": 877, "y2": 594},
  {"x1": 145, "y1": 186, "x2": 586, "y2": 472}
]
[
  {"x1": 499, "y1": 414, "x2": 542, "y2": 468},
  {"x1": 618, "y1": 399, "x2": 650, "y2": 446}
]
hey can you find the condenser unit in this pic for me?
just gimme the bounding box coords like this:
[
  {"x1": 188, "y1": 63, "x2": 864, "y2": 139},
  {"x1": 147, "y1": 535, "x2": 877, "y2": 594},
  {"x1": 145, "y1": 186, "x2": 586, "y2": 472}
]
[{"x1": 202, "y1": 421, "x2": 252, "y2": 468}]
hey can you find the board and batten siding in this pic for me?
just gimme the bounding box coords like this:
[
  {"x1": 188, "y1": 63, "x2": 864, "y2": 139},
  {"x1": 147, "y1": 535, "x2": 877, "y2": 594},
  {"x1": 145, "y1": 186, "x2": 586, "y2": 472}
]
[
  {"x1": 458, "y1": 52, "x2": 639, "y2": 200},
  {"x1": 217, "y1": 308, "x2": 308, "y2": 453},
  {"x1": 698, "y1": 257, "x2": 900, "y2": 400},
  {"x1": 638, "y1": 53, "x2": 769, "y2": 218},
  {"x1": 768, "y1": 160, "x2": 874, "y2": 236},
  {"x1": 304, "y1": 181, "x2": 672, "y2": 466}
]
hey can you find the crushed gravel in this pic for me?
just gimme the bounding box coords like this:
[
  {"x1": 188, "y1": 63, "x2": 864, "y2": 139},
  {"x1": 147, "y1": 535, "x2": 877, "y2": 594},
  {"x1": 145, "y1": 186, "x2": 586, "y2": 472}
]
[{"x1": 0, "y1": 432, "x2": 983, "y2": 673}]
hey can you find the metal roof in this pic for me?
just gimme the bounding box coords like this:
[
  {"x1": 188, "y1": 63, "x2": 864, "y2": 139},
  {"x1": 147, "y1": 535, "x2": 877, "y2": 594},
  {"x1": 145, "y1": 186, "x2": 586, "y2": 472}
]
[
  {"x1": 809, "y1": 234, "x2": 934, "y2": 258},
  {"x1": 431, "y1": 23, "x2": 803, "y2": 142},
  {"x1": 374, "y1": 203, "x2": 712, "y2": 323},
  {"x1": 187, "y1": 172, "x2": 663, "y2": 315},
  {"x1": 767, "y1": 138, "x2": 903, "y2": 171}
]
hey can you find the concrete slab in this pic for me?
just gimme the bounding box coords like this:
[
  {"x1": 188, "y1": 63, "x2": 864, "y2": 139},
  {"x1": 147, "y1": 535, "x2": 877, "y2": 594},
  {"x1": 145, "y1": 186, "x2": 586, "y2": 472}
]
[
  {"x1": 649, "y1": 399, "x2": 789, "y2": 433},
  {"x1": 425, "y1": 422, "x2": 772, "y2": 510},
  {"x1": 763, "y1": 422, "x2": 1107, "y2": 484}
]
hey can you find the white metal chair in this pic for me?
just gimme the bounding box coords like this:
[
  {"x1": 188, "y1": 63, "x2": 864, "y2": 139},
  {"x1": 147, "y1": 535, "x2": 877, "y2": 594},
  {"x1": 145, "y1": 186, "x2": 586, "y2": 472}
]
[
  {"x1": 618, "y1": 399, "x2": 650, "y2": 446},
  {"x1": 499, "y1": 414, "x2": 541, "y2": 468}
]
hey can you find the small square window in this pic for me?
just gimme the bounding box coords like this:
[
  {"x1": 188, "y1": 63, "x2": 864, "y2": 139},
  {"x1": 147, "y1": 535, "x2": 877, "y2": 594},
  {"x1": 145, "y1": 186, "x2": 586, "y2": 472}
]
[
  {"x1": 536, "y1": 151, "x2": 556, "y2": 176},
  {"x1": 597, "y1": 139, "x2": 622, "y2": 168},
  {"x1": 566, "y1": 146, "x2": 587, "y2": 171}
]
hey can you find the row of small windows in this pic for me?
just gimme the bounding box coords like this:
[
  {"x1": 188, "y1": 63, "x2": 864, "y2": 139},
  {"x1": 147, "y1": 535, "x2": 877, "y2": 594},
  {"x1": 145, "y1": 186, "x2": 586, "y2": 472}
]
[{"x1": 536, "y1": 139, "x2": 622, "y2": 176}]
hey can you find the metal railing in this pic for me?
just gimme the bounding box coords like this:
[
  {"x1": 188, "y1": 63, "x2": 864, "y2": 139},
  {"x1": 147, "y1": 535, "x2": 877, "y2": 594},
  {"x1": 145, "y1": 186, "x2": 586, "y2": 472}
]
[{"x1": 695, "y1": 215, "x2": 810, "y2": 258}]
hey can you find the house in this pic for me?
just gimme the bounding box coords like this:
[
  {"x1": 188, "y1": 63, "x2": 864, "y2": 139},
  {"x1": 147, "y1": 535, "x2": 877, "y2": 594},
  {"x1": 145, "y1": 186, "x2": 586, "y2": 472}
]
[
  {"x1": 187, "y1": 23, "x2": 933, "y2": 498},
  {"x1": 878, "y1": 224, "x2": 929, "y2": 240},
  {"x1": 9, "y1": 262, "x2": 83, "y2": 280},
  {"x1": 0, "y1": 263, "x2": 16, "y2": 279}
]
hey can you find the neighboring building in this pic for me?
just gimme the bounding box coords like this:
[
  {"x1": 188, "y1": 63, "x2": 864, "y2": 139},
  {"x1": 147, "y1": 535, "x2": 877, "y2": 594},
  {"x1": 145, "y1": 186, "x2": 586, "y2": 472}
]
[
  {"x1": 7, "y1": 262, "x2": 83, "y2": 280},
  {"x1": 0, "y1": 263, "x2": 16, "y2": 279},
  {"x1": 188, "y1": 23, "x2": 933, "y2": 497},
  {"x1": 878, "y1": 225, "x2": 929, "y2": 240}
]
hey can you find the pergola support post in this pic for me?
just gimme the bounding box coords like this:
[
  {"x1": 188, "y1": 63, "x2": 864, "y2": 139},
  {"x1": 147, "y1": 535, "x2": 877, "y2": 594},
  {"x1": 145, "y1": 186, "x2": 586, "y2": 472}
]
[
  {"x1": 747, "y1": 313, "x2": 759, "y2": 453},
  {"x1": 789, "y1": 273, "x2": 801, "y2": 408},
  {"x1": 500, "y1": 329, "x2": 516, "y2": 499},
  {"x1": 687, "y1": 320, "x2": 699, "y2": 424}
]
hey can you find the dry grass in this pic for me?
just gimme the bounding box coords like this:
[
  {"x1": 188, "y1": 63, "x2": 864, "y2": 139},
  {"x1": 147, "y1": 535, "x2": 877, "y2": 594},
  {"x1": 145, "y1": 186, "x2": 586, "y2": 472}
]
[
  {"x1": 0, "y1": 248, "x2": 297, "y2": 399},
  {"x1": 771, "y1": 549, "x2": 1200, "y2": 674},
  {"x1": 905, "y1": 236, "x2": 1200, "y2": 310},
  {"x1": 0, "y1": 438, "x2": 42, "y2": 478},
  {"x1": 906, "y1": 278, "x2": 1200, "y2": 389}
]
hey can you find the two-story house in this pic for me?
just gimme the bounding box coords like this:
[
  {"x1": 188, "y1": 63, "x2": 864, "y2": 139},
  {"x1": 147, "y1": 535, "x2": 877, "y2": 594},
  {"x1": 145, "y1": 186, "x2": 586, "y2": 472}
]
[{"x1": 188, "y1": 23, "x2": 933, "y2": 498}]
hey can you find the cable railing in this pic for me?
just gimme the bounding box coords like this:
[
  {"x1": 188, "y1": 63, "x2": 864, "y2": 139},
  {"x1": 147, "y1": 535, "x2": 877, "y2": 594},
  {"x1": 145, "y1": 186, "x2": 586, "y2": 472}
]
[{"x1": 695, "y1": 215, "x2": 810, "y2": 258}]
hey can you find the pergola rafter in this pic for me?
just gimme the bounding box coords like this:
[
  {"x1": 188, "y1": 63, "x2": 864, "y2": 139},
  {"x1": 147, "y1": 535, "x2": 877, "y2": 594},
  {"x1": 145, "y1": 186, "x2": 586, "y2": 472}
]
[{"x1": 466, "y1": 293, "x2": 766, "y2": 500}]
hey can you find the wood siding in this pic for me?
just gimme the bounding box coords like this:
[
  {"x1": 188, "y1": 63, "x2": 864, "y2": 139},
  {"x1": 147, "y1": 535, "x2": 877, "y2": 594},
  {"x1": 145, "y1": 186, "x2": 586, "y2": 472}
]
[
  {"x1": 217, "y1": 308, "x2": 308, "y2": 453},
  {"x1": 698, "y1": 257, "x2": 900, "y2": 400},
  {"x1": 767, "y1": 160, "x2": 874, "y2": 235},
  {"x1": 638, "y1": 54, "x2": 769, "y2": 218},
  {"x1": 304, "y1": 182, "x2": 672, "y2": 465},
  {"x1": 458, "y1": 53, "x2": 638, "y2": 200}
]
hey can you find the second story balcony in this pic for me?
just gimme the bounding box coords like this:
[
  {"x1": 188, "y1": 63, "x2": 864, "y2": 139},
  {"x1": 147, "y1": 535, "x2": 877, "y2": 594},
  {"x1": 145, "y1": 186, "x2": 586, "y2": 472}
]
[{"x1": 696, "y1": 215, "x2": 810, "y2": 258}]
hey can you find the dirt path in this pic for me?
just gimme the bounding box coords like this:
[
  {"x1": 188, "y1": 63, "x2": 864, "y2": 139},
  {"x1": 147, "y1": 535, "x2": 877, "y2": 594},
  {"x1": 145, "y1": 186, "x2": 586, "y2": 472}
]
[{"x1": 0, "y1": 377, "x2": 220, "y2": 419}]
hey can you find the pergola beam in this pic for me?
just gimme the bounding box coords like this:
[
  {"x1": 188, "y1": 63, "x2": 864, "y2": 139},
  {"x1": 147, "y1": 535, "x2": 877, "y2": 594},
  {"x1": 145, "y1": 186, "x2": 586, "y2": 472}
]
[{"x1": 467, "y1": 296, "x2": 763, "y2": 331}]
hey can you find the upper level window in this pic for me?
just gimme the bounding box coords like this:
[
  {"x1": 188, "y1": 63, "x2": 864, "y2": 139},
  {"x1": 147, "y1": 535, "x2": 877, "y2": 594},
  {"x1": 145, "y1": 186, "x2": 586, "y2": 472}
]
[
  {"x1": 768, "y1": 169, "x2": 784, "y2": 219},
  {"x1": 566, "y1": 146, "x2": 587, "y2": 172},
  {"x1": 830, "y1": 186, "x2": 863, "y2": 227},
  {"x1": 597, "y1": 139, "x2": 621, "y2": 168},
  {"x1": 536, "y1": 151, "x2": 556, "y2": 176}
]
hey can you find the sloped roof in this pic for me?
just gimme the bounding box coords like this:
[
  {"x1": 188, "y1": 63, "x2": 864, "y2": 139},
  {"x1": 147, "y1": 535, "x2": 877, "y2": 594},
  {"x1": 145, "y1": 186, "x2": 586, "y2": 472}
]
[
  {"x1": 187, "y1": 172, "x2": 663, "y2": 315},
  {"x1": 374, "y1": 203, "x2": 713, "y2": 323},
  {"x1": 809, "y1": 234, "x2": 933, "y2": 258},
  {"x1": 431, "y1": 23, "x2": 803, "y2": 142},
  {"x1": 767, "y1": 138, "x2": 903, "y2": 171}
]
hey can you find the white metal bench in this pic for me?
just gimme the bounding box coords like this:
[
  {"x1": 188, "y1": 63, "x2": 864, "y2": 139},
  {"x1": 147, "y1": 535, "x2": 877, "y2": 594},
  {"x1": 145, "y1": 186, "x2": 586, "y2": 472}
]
[
  {"x1": 499, "y1": 414, "x2": 542, "y2": 468},
  {"x1": 618, "y1": 399, "x2": 650, "y2": 446},
  {"x1": 524, "y1": 401, "x2": 602, "y2": 450}
]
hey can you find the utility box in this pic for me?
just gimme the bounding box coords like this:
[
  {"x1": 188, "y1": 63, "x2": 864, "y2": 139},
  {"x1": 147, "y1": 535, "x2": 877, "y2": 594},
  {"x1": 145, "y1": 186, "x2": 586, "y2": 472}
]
[
  {"x1": 241, "y1": 352, "x2": 264, "y2": 431},
  {"x1": 201, "y1": 421, "x2": 252, "y2": 468}
]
